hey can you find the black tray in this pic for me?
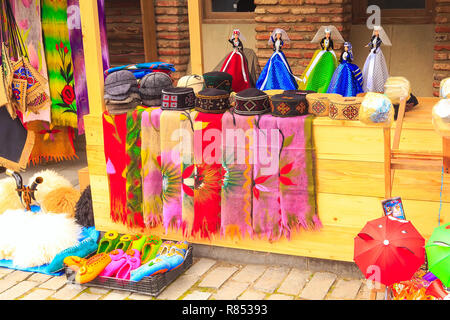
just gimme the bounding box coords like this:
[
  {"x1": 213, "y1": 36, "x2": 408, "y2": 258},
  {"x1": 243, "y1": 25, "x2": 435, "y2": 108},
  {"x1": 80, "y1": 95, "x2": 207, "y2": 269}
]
[{"x1": 65, "y1": 245, "x2": 193, "y2": 297}]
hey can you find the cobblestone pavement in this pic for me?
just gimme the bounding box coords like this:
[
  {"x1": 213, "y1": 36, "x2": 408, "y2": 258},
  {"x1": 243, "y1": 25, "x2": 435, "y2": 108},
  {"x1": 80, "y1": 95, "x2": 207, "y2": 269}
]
[{"x1": 0, "y1": 258, "x2": 382, "y2": 300}]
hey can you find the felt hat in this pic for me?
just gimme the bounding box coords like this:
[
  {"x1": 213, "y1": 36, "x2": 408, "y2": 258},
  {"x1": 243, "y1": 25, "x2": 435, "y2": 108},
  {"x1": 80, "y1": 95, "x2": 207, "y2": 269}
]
[
  {"x1": 234, "y1": 88, "x2": 270, "y2": 116},
  {"x1": 195, "y1": 88, "x2": 230, "y2": 114},
  {"x1": 139, "y1": 72, "x2": 173, "y2": 106},
  {"x1": 177, "y1": 74, "x2": 205, "y2": 94},
  {"x1": 203, "y1": 71, "x2": 233, "y2": 93},
  {"x1": 270, "y1": 93, "x2": 309, "y2": 117},
  {"x1": 104, "y1": 70, "x2": 139, "y2": 101},
  {"x1": 161, "y1": 87, "x2": 196, "y2": 111}
]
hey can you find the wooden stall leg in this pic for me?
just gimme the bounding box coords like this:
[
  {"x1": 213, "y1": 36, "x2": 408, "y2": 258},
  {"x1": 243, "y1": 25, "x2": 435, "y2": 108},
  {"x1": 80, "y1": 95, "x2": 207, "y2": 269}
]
[
  {"x1": 443, "y1": 137, "x2": 450, "y2": 174},
  {"x1": 384, "y1": 126, "x2": 392, "y2": 199},
  {"x1": 390, "y1": 97, "x2": 407, "y2": 187}
]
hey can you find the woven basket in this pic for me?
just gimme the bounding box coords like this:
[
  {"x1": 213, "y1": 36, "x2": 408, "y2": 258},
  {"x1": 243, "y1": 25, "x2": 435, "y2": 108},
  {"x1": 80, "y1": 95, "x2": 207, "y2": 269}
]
[
  {"x1": 328, "y1": 96, "x2": 364, "y2": 121},
  {"x1": 306, "y1": 93, "x2": 342, "y2": 117}
]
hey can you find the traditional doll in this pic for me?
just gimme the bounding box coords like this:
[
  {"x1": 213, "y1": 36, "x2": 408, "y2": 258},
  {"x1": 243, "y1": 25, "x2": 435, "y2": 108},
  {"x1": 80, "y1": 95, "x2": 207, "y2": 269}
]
[
  {"x1": 220, "y1": 29, "x2": 251, "y2": 93},
  {"x1": 298, "y1": 25, "x2": 344, "y2": 93},
  {"x1": 362, "y1": 25, "x2": 391, "y2": 93},
  {"x1": 255, "y1": 28, "x2": 298, "y2": 91},
  {"x1": 327, "y1": 42, "x2": 364, "y2": 97}
]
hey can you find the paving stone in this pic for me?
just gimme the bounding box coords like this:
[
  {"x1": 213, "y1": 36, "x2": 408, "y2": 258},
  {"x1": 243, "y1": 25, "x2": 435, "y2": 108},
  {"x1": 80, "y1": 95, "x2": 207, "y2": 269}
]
[
  {"x1": 184, "y1": 258, "x2": 216, "y2": 277},
  {"x1": 232, "y1": 264, "x2": 267, "y2": 283},
  {"x1": 277, "y1": 269, "x2": 311, "y2": 296},
  {"x1": 51, "y1": 284, "x2": 85, "y2": 300},
  {"x1": 329, "y1": 279, "x2": 362, "y2": 300},
  {"x1": 102, "y1": 290, "x2": 131, "y2": 300},
  {"x1": 266, "y1": 293, "x2": 294, "y2": 300},
  {"x1": 76, "y1": 292, "x2": 102, "y2": 300},
  {"x1": 28, "y1": 273, "x2": 52, "y2": 283},
  {"x1": 0, "y1": 281, "x2": 38, "y2": 300},
  {"x1": 212, "y1": 280, "x2": 249, "y2": 300},
  {"x1": 0, "y1": 268, "x2": 14, "y2": 275},
  {"x1": 39, "y1": 276, "x2": 67, "y2": 290},
  {"x1": 2, "y1": 270, "x2": 31, "y2": 282},
  {"x1": 253, "y1": 266, "x2": 290, "y2": 293},
  {"x1": 128, "y1": 293, "x2": 153, "y2": 300},
  {"x1": 299, "y1": 272, "x2": 337, "y2": 300},
  {"x1": 87, "y1": 287, "x2": 110, "y2": 295},
  {"x1": 198, "y1": 266, "x2": 238, "y2": 289},
  {"x1": 0, "y1": 279, "x2": 18, "y2": 294},
  {"x1": 237, "y1": 288, "x2": 266, "y2": 300},
  {"x1": 183, "y1": 291, "x2": 212, "y2": 300},
  {"x1": 20, "y1": 288, "x2": 54, "y2": 300},
  {"x1": 158, "y1": 274, "x2": 200, "y2": 300}
]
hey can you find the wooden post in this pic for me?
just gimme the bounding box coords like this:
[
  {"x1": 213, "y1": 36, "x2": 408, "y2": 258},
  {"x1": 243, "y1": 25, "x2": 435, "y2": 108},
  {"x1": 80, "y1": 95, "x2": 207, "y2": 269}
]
[
  {"x1": 140, "y1": 0, "x2": 158, "y2": 62},
  {"x1": 187, "y1": 0, "x2": 204, "y2": 75},
  {"x1": 443, "y1": 137, "x2": 450, "y2": 174},
  {"x1": 384, "y1": 126, "x2": 392, "y2": 199}
]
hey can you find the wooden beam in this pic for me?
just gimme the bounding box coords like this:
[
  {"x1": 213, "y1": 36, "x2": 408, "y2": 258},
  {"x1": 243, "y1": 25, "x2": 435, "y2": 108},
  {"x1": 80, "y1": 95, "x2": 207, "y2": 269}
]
[
  {"x1": 140, "y1": 0, "x2": 158, "y2": 62},
  {"x1": 384, "y1": 127, "x2": 392, "y2": 199},
  {"x1": 187, "y1": 0, "x2": 204, "y2": 74}
]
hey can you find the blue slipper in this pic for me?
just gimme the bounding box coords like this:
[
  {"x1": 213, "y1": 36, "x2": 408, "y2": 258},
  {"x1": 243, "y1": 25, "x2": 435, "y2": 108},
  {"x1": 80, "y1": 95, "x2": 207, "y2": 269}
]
[{"x1": 47, "y1": 237, "x2": 98, "y2": 273}]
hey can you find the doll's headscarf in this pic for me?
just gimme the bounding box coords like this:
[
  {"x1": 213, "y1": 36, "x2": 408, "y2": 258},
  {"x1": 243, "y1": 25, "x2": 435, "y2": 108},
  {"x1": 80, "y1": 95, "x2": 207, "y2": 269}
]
[
  {"x1": 344, "y1": 42, "x2": 354, "y2": 60},
  {"x1": 268, "y1": 28, "x2": 290, "y2": 44},
  {"x1": 230, "y1": 29, "x2": 245, "y2": 41}
]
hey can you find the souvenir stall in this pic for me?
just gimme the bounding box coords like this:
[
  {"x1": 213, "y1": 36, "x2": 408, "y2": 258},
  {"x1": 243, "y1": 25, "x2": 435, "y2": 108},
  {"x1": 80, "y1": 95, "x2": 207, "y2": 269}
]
[{"x1": 74, "y1": 0, "x2": 450, "y2": 298}]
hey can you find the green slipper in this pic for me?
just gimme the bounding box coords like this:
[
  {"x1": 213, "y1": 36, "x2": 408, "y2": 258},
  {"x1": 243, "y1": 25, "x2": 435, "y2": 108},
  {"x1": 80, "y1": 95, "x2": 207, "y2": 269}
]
[
  {"x1": 97, "y1": 231, "x2": 120, "y2": 254},
  {"x1": 140, "y1": 236, "x2": 163, "y2": 264},
  {"x1": 131, "y1": 234, "x2": 147, "y2": 252},
  {"x1": 114, "y1": 234, "x2": 135, "y2": 252}
]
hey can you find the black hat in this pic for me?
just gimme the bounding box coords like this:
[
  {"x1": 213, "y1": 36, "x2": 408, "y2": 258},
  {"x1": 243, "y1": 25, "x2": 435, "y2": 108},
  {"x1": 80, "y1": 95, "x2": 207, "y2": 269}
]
[
  {"x1": 161, "y1": 87, "x2": 196, "y2": 111},
  {"x1": 234, "y1": 88, "x2": 270, "y2": 116},
  {"x1": 270, "y1": 93, "x2": 309, "y2": 117},
  {"x1": 195, "y1": 88, "x2": 230, "y2": 114},
  {"x1": 203, "y1": 71, "x2": 233, "y2": 93}
]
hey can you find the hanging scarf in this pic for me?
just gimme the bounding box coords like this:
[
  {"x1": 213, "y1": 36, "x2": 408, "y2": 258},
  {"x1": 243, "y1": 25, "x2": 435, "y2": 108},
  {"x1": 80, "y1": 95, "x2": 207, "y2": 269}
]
[
  {"x1": 97, "y1": 0, "x2": 110, "y2": 74},
  {"x1": 125, "y1": 106, "x2": 147, "y2": 229},
  {"x1": 220, "y1": 111, "x2": 254, "y2": 239},
  {"x1": 102, "y1": 112, "x2": 128, "y2": 224},
  {"x1": 41, "y1": 0, "x2": 77, "y2": 128},
  {"x1": 11, "y1": 0, "x2": 51, "y2": 124},
  {"x1": 192, "y1": 112, "x2": 224, "y2": 239},
  {"x1": 26, "y1": 120, "x2": 76, "y2": 164},
  {"x1": 141, "y1": 107, "x2": 163, "y2": 228}
]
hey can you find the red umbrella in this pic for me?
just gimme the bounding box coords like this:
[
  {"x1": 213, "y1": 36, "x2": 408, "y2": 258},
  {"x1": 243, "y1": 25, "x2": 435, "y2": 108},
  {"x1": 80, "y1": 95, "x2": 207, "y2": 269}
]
[{"x1": 354, "y1": 216, "x2": 425, "y2": 287}]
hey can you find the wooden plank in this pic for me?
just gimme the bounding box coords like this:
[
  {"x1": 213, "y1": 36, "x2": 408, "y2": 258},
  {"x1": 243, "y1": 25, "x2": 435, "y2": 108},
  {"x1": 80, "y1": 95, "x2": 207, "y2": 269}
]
[
  {"x1": 187, "y1": 0, "x2": 204, "y2": 74},
  {"x1": 140, "y1": 0, "x2": 158, "y2": 62},
  {"x1": 384, "y1": 127, "x2": 392, "y2": 198},
  {"x1": 78, "y1": 167, "x2": 90, "y2": 192}
]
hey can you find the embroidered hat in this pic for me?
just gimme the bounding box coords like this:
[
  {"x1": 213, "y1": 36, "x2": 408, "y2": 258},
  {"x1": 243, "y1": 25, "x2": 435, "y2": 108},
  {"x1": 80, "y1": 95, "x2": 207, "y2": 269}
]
[
  {"x1": 195, "y1": 88, "x2": 230, "y2": 114},
  {"x1": 328, "y1": 95, "x2": 363, "y2": 121},
  {"x1": 234, "y1": 88, "x2": 270, "y2": 116},
  {"x1": 139, "y1": 72, "x2": 173, "y2": 106},
  {"x1": 177, "y1": 74, "x2": 205, "y2": 94},
  {"x1": 270, "y1": 93, "x2": 309, "y2": 117},
  {"x1": 161, "y1": 87, "x2": 196, "y2": 111},
  {"x1": 104, "y1": 70, "x2": 139, "y2": 101},
  {"x1": 203, "y1": 71, "x2": 233, "y2": 93}
]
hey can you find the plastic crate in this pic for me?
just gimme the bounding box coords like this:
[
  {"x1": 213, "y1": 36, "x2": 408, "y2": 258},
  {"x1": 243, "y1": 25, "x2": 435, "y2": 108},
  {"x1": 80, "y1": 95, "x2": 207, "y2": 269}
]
[{"x1": 65, "y1": 245, "x2": 193, "y2": 297}]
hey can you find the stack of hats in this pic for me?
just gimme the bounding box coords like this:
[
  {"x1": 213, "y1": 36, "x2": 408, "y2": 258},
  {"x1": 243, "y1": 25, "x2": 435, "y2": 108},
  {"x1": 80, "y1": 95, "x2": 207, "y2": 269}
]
[
  {"x1": 161, "y1": 87, "x2": 196, "y2": 111},
  {"x1": 234, "y1": 88, "x2": 270, "y2": 116},
  {"x1": 177, "y1": 74, "x2": 205, "y2": 94},
  {"x1": 203, "y1": 71, "x2": 233, "y2": 93},
  {"x1": 104, "y1": 70, "x2": 141, "y2": 115},
  {"x1": 139, "y1": 72, "x2": 173, "y2": 107},
  {"x1": 270, "y1": 93, "x2": 309, "y2": 117},
  {"x1": 195, "y1": 88, "x2": 230, "y2": 114}
]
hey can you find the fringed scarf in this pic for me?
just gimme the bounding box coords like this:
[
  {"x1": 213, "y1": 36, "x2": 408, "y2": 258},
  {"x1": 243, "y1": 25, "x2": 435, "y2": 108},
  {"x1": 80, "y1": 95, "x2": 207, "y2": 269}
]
[
  {"x1": 11, "y1": 0, "x2": 51, "y2": 124},
  {"x1": 125, "y1": 106, "x2": 147, "y2": 229},
  {"x1": 41, "y1": 0, "x2": 77, "y2": 128},
  {"x1": 26, "y1": 120, "x2": 76, "y2": 164},
  {"x1": 141, "y1": 107, "x2": 163, "y2": 228},
  {"x1": 103, "y1": 112, "x2": 127, "y2": 224},
  {"x1": 220, "y1": 111, "x2": 254, "y2": 239},
  {"x1": 193, "y1": 112, "x2": 224, "y2": 239}
]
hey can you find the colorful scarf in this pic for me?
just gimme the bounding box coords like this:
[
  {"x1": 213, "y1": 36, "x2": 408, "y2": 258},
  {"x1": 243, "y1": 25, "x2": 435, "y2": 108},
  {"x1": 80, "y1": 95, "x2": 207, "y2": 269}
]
[
  {"x1": 193, "y1": 112, "x2": 224, "y2": 238},
  {"x1": 26, "y1": 120, "x2": 76, "y2": 164},
  {"x1": 125, "y1": 106, "x2": 147, "y2": 229},
  {"x1": 141, "y1": 107, "x2": 163, "y2": 228},
  {"x1": 103, "y1": 112, "x2": 127, "y2": 224},
  {"x1": 220, "y1": 111, "x2": 254, "y2": 239},
  {"x1": 41, "y1": 0, "x2": 77, "y2": 128},
  {"x1": 97, "y1": 0, "x2": 110, "y2": 75},
  {"x1": 11, "y1": 0, "x2": 51, "y2": 124}
]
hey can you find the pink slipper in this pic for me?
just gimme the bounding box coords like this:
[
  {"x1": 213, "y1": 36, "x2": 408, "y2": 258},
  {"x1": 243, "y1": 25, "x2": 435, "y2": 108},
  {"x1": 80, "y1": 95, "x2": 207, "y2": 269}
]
[
  {"x1": 99, "y1": 249, "x2": 126, "y2": 277},
  {"x1": 115, "y1": 249, "x2": 142, "y2": 280}
]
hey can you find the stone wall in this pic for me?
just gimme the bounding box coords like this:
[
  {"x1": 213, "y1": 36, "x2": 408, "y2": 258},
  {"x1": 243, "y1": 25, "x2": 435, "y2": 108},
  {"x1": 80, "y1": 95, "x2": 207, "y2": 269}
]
[{"x1": 434, "y1": 0, "x2": 450, "y2": 96}]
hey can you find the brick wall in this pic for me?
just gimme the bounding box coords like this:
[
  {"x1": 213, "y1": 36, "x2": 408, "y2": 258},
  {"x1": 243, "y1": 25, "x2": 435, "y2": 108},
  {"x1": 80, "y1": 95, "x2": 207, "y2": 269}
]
[
  {"x1": 155, "y1": 0, "x2": 190, "y2": 81},
  {"x1": 434, "y1": 0, "x2": 450, "y2": 97},
  {"x1": 254, "y1": 0, "x2": 352, "y2": 76}
]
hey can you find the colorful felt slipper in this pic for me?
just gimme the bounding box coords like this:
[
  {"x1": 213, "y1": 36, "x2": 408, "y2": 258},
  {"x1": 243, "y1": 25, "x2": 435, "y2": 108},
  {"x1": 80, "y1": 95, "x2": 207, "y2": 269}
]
[
  {"x1": 140, "y1": 236, "x2": 163, "y2": 264},
  {"x1": 97, "y1": 231, "x2": 120, "y2": 254},
  {"x1": 129, "y1": 257, "x2": 170, "y2": 282},
  {"x1": 63, "y1": 256, "x2": 87, "y2": 272},
  {"x1": 99, "y1": 249, "x2": 126, "y2": 277},
  {"x1": 75, "y1": 253, "x2": 112, "y2": 284},
  {"x1": 115, "y1": 249, "x2": 142, "y2": 280},
  {"x1": 47, "y1": 237, "x2": 98, "y2": 273},
  {"x1": 114, "y1": 234, "x2": 135, "y2": 252},
  {"x1": 131, "y1": 234, "x2": 147, "y2": 252}
]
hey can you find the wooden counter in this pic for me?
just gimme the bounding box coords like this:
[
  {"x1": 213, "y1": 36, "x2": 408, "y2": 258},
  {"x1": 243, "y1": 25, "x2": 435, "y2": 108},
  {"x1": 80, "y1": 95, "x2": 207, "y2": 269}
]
[{"x1": 84, "y1": 97, "x2": 449, "y2": 262}]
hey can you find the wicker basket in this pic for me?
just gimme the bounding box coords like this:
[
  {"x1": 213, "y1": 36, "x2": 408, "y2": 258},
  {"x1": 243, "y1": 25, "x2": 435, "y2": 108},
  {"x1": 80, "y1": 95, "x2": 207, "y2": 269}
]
[
  {"x1": 328, "y1": 96, "x2": 364, "y2": 121},
  {"x1": 306, "y1": 93, "x2": 342, "y2": 117},
  {"x1": 65, "y1": 245, "x2": 193, "y2": 297}
]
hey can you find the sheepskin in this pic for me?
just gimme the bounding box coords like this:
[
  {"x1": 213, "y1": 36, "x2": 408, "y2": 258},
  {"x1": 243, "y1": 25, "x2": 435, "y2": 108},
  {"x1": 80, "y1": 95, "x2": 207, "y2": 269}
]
[
  {"x1": 75, "y1": 186, "x2": 95, "y2": 228},
  {"x1": 0, "y1": 209, "x2": 81, "y2": 268},
  {"x1": 42, "y1": 187, "x2": 81, "y2": 218},
  {"x1": 0, "y1": 177, "x2": 22, "y2": 214},
  {"x1": 28, "y1": 170, "x2": 73, "y2": 204}
]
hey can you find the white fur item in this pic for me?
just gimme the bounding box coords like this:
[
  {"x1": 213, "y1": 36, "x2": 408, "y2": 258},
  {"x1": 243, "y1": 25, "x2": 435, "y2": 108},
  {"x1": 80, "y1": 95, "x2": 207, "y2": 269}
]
[
  {"x1": 0, "y1": 178, "x2": 22, "y2": 214},
  {"x1": 28, "y1": 170, "x2": 73, "y2": 204},
  {"x1": 0, "y1": 209, "x2": 81, "y2": 268}
]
